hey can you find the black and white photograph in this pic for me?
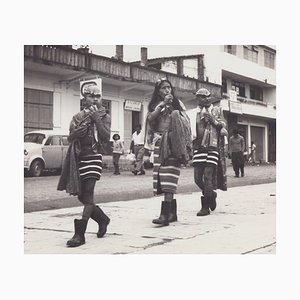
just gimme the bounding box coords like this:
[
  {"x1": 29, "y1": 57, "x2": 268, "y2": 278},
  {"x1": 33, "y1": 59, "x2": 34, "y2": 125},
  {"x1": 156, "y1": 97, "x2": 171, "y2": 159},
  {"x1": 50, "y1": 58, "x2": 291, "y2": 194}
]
[
  {"x1": 23, "y1": 44, "x2": 276, "y2": 254},
  {"x1": 2, "y1": 1, "x2": 300, "y2": 299}
]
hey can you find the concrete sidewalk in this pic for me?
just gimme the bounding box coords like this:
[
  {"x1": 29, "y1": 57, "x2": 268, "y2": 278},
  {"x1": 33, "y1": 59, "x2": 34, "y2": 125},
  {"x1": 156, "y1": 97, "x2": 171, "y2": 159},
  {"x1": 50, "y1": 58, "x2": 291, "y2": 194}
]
[{"x1": 24, "y1": 182, "x2": 276, "y2": 254}]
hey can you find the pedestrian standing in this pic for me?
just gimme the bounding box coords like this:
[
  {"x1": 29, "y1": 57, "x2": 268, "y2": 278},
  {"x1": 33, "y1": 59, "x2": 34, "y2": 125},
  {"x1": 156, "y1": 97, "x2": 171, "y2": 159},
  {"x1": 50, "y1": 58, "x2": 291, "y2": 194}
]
[
  {"x1": 249, "y1": 141, "x2": 256, "y2": 164},
  {"x1": 229, "y1": 128, "x2": 245, "y2": 177},
  {"x1": 112, "y1": 133, "x2": 124, "y2": 175},
  {"x1": 144, "y1": 78, "x2": 192, "y2": 226},
  {"x1": 186, "y1": 88, "x2": 228, "y2": 216},
  {"x1": 131, "y1": 124, "x2": 146, "y2": 175},
  {"x1": 57, "y1": 85, "x2": 111, "y2": 247}
]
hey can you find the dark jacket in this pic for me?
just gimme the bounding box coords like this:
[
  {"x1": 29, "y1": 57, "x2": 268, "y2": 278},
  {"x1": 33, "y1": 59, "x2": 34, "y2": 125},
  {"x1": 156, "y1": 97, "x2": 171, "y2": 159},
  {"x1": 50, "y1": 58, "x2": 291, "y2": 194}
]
[{"x1": 57, "y1": 108, "x2": 111, "y2": 196}]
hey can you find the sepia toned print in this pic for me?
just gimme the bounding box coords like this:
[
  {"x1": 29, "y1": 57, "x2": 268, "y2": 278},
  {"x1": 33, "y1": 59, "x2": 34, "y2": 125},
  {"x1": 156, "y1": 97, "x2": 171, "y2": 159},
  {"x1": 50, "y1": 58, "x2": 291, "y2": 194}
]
[{"x1": 24, "y1": 45, "x2": 276, "y2": 254}]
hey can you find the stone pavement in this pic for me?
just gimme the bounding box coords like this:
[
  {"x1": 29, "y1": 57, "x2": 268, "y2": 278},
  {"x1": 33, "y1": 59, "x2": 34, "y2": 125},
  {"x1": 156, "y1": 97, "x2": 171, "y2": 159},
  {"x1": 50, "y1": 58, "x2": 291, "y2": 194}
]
[{"x1": 24, "y1": 182, "x2": 276, "y2": 254}]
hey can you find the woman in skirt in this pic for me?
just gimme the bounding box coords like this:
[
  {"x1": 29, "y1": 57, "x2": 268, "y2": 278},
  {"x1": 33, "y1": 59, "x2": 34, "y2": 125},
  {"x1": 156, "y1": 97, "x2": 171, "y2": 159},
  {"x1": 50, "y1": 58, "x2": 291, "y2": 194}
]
[{"x1": 144, "y1": 78, "x2": 192, "y2": 226}]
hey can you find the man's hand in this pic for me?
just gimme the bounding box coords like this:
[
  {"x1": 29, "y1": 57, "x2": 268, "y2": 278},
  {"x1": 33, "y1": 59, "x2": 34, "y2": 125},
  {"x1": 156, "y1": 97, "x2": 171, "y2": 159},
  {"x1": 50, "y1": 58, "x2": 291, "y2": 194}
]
[
  {"x1": 89, "y1": 105, "x2": 106, "y2": 120},
  {"x1": 203, "y1": 112, "x2": 216, "y2": 124}
]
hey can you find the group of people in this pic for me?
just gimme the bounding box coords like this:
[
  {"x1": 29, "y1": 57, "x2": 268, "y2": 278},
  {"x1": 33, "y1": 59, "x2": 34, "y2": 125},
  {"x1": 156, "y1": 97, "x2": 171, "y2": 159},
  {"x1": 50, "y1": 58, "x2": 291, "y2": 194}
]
[
  {"x1": 111, "y1": 124, "x2": 147, "y2": 176},
  {"x1": 57, "y1": 79, "x2": 244, "y2": 248}
]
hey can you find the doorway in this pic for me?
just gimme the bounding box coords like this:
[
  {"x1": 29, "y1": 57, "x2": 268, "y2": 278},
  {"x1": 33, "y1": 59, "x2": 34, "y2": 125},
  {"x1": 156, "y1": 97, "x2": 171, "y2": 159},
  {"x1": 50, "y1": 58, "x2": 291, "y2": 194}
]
[
  {"x1": 132, "y1": 111, "x2": 141, "y2": 134},
  {"x1": 250, "y1": 126, "x2": 264, "y2": 162}
]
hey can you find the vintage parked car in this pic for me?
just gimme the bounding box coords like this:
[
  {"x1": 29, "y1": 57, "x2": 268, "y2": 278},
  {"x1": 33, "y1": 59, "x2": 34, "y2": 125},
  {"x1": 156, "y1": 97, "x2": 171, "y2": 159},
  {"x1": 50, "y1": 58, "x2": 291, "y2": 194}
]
[{"x1": 24, "y1": 130, "x2": 69, "y2": 177}]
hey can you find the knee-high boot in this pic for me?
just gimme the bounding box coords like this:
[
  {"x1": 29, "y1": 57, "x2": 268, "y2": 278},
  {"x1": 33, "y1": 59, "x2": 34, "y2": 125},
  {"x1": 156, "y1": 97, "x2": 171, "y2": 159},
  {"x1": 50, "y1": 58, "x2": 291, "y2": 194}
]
[
  {"x1": 197, "y1": 196, "x2": 210, "y2": 216},
  {"x1": 66, "y1": 219, "x2": 88, "y2": 247},
  {"x1": 152, "y1": 201, "x2": 171, "y2": 226},
  {"x1": 168, "y1": 199, "x2": 178, "y2": 222},
  {"x1": 90, "y1": 205, "x2": 110, "y2": 238},
  {"x1": 209, "y1": 191, "x2": 217, "y2": 211}
]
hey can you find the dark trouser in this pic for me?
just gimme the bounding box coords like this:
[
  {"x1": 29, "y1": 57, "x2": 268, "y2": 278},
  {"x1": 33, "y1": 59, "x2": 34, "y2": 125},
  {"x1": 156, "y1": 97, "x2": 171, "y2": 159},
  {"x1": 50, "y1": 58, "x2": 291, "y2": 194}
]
[
  {"x1": 194, "y1": 164, "x2": 216, "y2": 198},
  {"x1": 78, "y1": 178, "x2": 97, "y2": 220},
  {"x1": 113, "y1": 153, "x2": 121, "y2": 174},
  {"x1": 231, "y1": 151, "x2": 245, "y2": 176}
]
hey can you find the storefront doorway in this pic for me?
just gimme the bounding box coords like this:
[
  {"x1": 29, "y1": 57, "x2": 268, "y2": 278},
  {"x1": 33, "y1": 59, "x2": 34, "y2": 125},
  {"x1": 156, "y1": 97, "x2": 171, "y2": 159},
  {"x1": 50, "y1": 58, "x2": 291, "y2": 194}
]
[
  {"x1": 237, "y1": 124, "x2": 248, "y2": 156},
  {"x1": 250, "y1": 126, "x2": 264, "y2": 162}
]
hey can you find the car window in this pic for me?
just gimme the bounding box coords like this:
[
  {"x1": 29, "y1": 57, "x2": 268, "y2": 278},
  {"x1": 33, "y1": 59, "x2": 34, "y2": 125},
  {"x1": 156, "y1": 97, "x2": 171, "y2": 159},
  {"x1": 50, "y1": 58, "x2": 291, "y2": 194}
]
[
  {"x1": 24, "y1": 133, "x2": 45, "y2": 144},
  {"x1": 61, "y1": 136, "x2": 70, "y2": 146},
  {"x1": 45, "y1": 136, "x2": 61, "y2": 146}
]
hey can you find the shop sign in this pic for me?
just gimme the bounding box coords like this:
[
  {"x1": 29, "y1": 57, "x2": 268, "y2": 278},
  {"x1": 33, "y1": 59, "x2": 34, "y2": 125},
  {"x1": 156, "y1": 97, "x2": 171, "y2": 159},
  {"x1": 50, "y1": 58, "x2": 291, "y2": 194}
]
[
  {"x1": 80, "y1": 78, "x2": 102, "y2": 100},
  {"x1": 229, "y1": 100, "x2": 243, "y2": 114},
  {"x1": 124, "y1": 100, "x2": 142, "y2": 112}
]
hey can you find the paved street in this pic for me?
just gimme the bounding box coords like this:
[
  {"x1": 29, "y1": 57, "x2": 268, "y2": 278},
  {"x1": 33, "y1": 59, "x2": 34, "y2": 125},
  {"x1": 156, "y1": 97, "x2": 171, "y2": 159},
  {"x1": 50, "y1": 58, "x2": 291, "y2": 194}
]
[
  {"x1": 24, "y1": 163, "x2": 276, "y2": 212},
  {"x1": 24, "y1": 163, "x2": 276, "y2": 254}
]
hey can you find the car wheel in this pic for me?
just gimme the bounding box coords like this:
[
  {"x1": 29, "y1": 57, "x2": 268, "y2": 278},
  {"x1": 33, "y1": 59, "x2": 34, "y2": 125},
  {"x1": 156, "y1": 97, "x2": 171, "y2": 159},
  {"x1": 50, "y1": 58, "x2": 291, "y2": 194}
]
[{"x1": 30, "y1": 160, "x2": 44, "y2": 177}]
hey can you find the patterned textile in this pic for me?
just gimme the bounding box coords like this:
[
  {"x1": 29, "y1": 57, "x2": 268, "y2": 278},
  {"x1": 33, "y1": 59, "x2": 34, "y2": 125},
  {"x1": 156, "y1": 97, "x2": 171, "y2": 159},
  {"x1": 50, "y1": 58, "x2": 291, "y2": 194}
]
[
  {"x1": 216, "y1": 134, "x2": 227, "y2": 191},
  {"x1": 153, "y1": 136, "x2": 180, "y2": 195},
  {"x1": 79, "y1": 154, "x2": 102, "y2": 181},
  {"x1": 192, "y1": 149, "x2": 219, "y2": 166},
  {"x1": 169, "y1": 110, "x2": 192, "y2": 162}
]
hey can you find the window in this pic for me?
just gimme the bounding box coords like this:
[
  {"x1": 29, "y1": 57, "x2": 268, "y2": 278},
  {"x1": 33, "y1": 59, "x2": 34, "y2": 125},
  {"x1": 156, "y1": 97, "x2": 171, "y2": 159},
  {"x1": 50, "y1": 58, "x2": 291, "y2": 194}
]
[
  {"x1": 183, "y1": 58, "x2": 198, "y2": 78},
  {"x1": 232, "y1": 80, "x2": 245, "y2": 97},
  {"x1": 24, "y1": 88, "x2": 53, "y2": 132},
  {"x1": 222, "y1": 78, "x2": 227, "y2": 94},
  {"x1": 243, "y1": 45, "x2": 258, "y2": 63},
  {"x1": 61, "y1": 136, "x2": 70, "y2": 146},
  {"x1": 161, "y1": 60, "x2": 177, "y2": 74},
  {"x1": 45, "y1": 136, "x2": 60, "y2": 146},
  {"x1": 24, "y1": 133, "x2": 45, "y2": 144},
  {"x1": 264, "y1": 50, "x2": 275, "y2": 69},
  {"x1": 250, "y1": 85, "x2": 263, "y2": 101},
  {"x1": 224, "y1": 45, "x2": 237, "y2": 55}
]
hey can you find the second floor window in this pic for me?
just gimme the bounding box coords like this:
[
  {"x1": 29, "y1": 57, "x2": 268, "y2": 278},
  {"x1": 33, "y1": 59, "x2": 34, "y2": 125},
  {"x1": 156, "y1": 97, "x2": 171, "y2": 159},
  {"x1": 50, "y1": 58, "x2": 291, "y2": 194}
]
[
  {"x1": 264, "y1": 50, "x2": 275, "y2": 69},
  {"x1": 243, "y1": 45, "x2": 258, "y2": 63},
  {"x1": 232, "y1": 80, "x2": 245, "y2": 97},
  {"x1": 224, "y1": 45, "x2": 237, "y2": 55},
  {"x1": 250, "y1": 85, "x2": 263, "y2": 101}
]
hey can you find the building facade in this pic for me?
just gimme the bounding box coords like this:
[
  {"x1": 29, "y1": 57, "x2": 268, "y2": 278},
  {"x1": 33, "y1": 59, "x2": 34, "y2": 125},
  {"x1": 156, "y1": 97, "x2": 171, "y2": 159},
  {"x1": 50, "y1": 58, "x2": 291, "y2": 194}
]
[
  {"x1": 141, "y1": 45, "x2": 276, "y2": 162},
  {"x1": 24, "y1": 45, "x2": 221, "y2": 153}
]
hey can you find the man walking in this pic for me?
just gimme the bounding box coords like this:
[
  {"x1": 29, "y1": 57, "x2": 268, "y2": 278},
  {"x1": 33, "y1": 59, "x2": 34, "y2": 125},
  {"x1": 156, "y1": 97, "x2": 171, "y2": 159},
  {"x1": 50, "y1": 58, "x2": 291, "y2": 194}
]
[
  {"x1": 229, "y1": 128, "x2": 245, "y2": 177},
  {"x1": 187, "y1": 88, "x2": 228, "y2": 216},
  {"x1": 131, "y1": 124, "x2": 145, "y2": 175}
]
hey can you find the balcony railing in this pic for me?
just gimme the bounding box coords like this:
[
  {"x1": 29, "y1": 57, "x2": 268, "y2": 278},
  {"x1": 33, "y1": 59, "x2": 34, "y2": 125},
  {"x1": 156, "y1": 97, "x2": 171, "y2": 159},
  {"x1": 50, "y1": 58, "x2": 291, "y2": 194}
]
[
  {"x1": 24, "y1": 45, "x2": 221, "y2": 98},
  {"x1": 222, "y1": 93, "x2": 271, "y2": 107}
]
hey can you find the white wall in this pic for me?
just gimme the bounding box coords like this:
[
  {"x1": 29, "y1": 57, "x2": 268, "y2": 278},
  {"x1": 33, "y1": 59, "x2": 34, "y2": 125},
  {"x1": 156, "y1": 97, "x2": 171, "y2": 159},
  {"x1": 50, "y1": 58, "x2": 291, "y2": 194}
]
[{"x1": 25, "y1": 71, "x2": 83, "y2": 133}]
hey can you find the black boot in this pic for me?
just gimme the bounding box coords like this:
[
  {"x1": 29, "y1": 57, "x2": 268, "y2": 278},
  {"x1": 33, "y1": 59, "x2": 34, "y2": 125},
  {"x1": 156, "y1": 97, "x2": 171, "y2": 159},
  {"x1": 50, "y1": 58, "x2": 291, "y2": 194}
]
[
  {"x1": 197, "y1": 196, "x2": 210, "y2": 216},
  {"x1": 66, "y1": 219, "x2": 88, "y2": 247},
  {"x1": 90, "y1": 205, "x2": 110, "y2": 238},
  {"x1": 152, "y1": 201, "x2": 171, "y2": 226},
  {"x1": 209, "y1": 191, "x2": 217, "y2": 211},
  {"x1": 168, "y1": 199, "x2": 178, "y2": 222}
]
